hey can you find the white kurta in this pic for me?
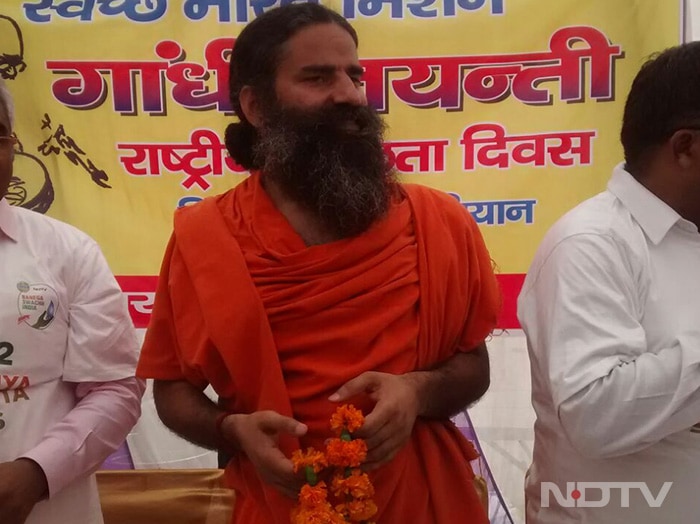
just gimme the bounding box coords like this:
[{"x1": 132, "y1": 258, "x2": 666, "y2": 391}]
[
  {"x1": 0, "y1": 200, "x2": 140, "y2": 524},
  {"x1": 518, "y1": 164, "x2": 700, "y2": 523}
]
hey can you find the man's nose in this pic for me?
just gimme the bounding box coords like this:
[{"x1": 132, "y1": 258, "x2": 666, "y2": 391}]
[{"x1": 330, "y1": 76, "x2": 366, "y2": 106}]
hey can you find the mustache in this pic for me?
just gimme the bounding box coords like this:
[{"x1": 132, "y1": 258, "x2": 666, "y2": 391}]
[{"x1": 267, "y1": 103, "x2": 385, "y2": 139}]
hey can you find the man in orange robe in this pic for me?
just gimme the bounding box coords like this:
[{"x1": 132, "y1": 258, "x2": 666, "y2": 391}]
[{"x1": 137, "y1": 4, "x2": 501, "y2": 523}]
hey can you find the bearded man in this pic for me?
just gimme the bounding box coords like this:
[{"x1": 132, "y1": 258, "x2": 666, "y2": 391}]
[{"x1": 136, "y1": 4, "x2": 501, "y2": 523}]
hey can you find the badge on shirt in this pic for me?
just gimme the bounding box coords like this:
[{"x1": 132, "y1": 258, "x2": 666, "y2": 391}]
[{"x1": 16, "y1": 281, "x2": 59, "y2": 330}]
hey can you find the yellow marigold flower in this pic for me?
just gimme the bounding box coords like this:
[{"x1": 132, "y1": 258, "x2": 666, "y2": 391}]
[
  {"x1": 330, "y1": 404, "x2": 365, "y2": 436},
  {"x1": 331, "y1": 470, "x2": 375, "y2": 500},
  {"x1": 325, "y1": 438, "x2": 368, "y2": 468},
  {"x1": 291, "y1": 447, "x2": 328, "y2": 474}
]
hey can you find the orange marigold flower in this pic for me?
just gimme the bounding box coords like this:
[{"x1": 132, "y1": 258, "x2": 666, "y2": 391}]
[
  {"x1": 331, "y1": 470, "x2": 375, "y2": 500},
  {"x1": 291, "y1": 405, "x2": 377, "y2": 523},
  {"x1": 325, "y1": 438, "x2": 368, "y2": 468},
  {"x1": 291, "y1": 448, "x2": 328, "y2": 474},
  {"x1": 298, "y1": 482, "x2": 329, "y2": 509},
  {"x1": 330, "y1": 404, "x2": 365, "y2": 436},
  {"x1": 336, "y1": 499, "x2": 378, "y2": 522},
  {"x1": 291, "y1": 502, "x2": 346, "y2": 524}
]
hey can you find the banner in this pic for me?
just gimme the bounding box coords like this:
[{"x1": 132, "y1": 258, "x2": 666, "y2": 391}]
[{"x1": 1, "y1": 0, "x2": 682, "y2": 329}]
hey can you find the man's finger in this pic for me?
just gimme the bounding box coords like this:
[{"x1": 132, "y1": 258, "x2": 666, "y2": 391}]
[
  {"x1": 365, "y1": 437, "x2": 401, "y2": 467},
  {"x1": 261, "y1": 452, "x2": 302, "y2": 498},
  {"x1": 260, "y1": 412, "x2": 308, "y2": 437},
  {"x1": 355, "y1": 399, "x2": 393, "y2": 438},
  {"x1": 260, "y1": 446, "x2": 296, "y2": 477},
  {"x1": 329, "y1": 371, "x2": 381, "y2": 402},
  {"x1": 362, "y1": 456, "x2": 392, "y2": 472},
  {"x1": 361, "y1": 418, "x2": 394, "y2": 450},
  {"x1": 273, "y1": 480, "x2": 299, "y2": 499},
  {"x1": 262, "y1": 468, "x2": 299, "y2": 498}
]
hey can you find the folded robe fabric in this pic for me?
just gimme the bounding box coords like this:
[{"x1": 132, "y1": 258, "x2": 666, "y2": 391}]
[{"x1": 138, "y1": 174, "x2": 501, "y2": 523}]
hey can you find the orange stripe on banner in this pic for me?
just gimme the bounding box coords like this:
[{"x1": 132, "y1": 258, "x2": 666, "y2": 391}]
[{"x1": 117, "y1": 274, "x2": 525, "y2": 330}]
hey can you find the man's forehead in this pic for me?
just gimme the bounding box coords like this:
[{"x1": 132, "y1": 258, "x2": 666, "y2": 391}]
[
  {"x1": 279, "y1": 24, "x2": 359, "y2": 68},
  {"x1": 298, "y1": 63, "x2": 363, "y2": 74}
]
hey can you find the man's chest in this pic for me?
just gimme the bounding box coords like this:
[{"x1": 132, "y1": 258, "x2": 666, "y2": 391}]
[{"x1": 0, "y1": 244, "x2": 69, "y2": 383}]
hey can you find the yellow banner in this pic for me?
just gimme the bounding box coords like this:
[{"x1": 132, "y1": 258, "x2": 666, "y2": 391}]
[{"x1": 1, "y1": 0, "x2": 682, "y2": 327}]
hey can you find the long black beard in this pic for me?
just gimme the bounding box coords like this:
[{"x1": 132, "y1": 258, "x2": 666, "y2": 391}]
[{"x1": 253, "y1": 103, "x2": 396, "y2": 239}]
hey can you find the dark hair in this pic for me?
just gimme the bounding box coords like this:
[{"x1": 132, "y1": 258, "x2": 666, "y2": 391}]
[
  {"x1": 0, "y1": 78, "x2": 14, "y2": 130},
  {"x1": 621, "y1": 41, "x2": 700, "y2": 176},
  {"x1": 225, "y1": 3, "x2": 358, "y2": 169}
]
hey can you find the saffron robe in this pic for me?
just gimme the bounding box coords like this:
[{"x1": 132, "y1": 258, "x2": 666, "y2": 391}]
[{"x1": 137, "y1": 174, "x2": 501, "y2": 523}]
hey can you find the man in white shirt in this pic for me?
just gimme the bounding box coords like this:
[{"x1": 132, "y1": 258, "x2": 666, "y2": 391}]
[
  {"x1": 518, "y1": 42, "x2": 700, "y2": 523},
  {"x1": 0, "y1": 79, "x2": 145, "y2": 524}
]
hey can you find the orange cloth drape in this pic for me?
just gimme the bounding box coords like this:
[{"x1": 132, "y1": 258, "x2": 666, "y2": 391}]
[{"x1": 138, "y1": 174, "x2": 501, "y2": 523}]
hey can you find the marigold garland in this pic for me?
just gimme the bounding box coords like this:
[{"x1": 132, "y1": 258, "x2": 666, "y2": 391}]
[
  {"x1": 330, "y1": 404, "x2": 365, "y2": 435},
  {"x1": 299, "y1": 482, "x2": 330, "y2": 509},
  {"x1": 325, "y1": 438, "x2": 367, "y2": 469},
  {"x1": 290, "y1": 404, "x2": 377, "y2": 524},
  {"x1": 330, "y1": 470, "x2": 374, "y2": 500},
  {"x1": 336, "y1": 499, "x2": 379, "y2": 522}
]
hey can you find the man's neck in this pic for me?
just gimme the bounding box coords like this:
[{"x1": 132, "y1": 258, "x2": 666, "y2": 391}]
[
  {"x1": 639, "y1": 167, "x2": 700, "y2": 231},
  {"x1": 261, "y1": 178, "x2": 340, "y2": 246}
]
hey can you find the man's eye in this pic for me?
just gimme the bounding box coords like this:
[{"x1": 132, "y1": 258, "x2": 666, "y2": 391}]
[{"x1": 306, "y1": 76, "x2": 327, "y2": 84}]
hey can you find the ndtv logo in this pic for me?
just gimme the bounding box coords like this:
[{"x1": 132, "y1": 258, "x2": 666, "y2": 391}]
[{"x1": 541, "y1": 482, "x2": 673, "y2": 508}]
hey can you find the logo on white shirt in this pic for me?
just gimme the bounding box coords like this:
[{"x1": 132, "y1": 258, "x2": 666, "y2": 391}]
[{"x1": 16, "y1": 281, "x2": 59, "y2": 330}]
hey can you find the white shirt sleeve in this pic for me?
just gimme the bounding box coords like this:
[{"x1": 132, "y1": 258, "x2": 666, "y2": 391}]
[
  {"x1": 19, "y1": 237, "x2": 145, "y2": 495},
  {"x1": 520, "y1": 232, "x2": 700, "y2": 459},
  {"x1": 63, "y1": 240, "x2": 140, "y2": 382},
  {"x1": 19, "y1": 378, "x2": 145, "y2": 497}
]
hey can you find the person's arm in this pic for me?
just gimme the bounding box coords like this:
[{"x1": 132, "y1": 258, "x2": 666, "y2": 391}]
[
  {"x1": 0, "y1": 378, "x2": 143, "y2": 524},
  {"x1": 153, "y1": 379, "x2": 307, "y2": 498},
  {"x1": 19, "y1": 377, "x2": 145, "y2": 496},
  {"x1": 17, "y1": 236, "x2": 145, "y2": 499},
  {"x1": 407, "y1": 342, "x2": 490, "y2": 418},
  {"x1": 519, "y1": 232, "x2": 700, "y2": 459},
  {"x1": 329, "y1": 343, "x2": 490, "y2": 469},
  {"x1": 152, "y1": 379, "x2": 229, "y2": 451},
  {"x1": 0, "y1": 459, "x2": 48, "y2": 524}
]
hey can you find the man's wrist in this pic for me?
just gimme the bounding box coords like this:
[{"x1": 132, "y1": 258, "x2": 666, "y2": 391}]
[
  {"x1": 215, "y1": 412, "x2": 232, "y2": 440},
  {"x1": 402, "y1": 371, "x2": 430, "y2": 418},
  {"x1": 216, "y1": 412, "x2": 244, "y2": 454},
  {"x1": 14, "y1": 458, "x2": 48, "y2": 502}
]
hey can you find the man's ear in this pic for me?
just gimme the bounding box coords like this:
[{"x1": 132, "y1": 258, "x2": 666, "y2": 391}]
[
  {"x1": 669, "y1": 129, "x2": 698, "y2": 169},
  {"x1": 239, "y1": 86, "x2": 263, "y2": 128}
]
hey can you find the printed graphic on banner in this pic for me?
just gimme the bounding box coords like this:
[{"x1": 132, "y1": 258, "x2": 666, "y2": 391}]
[
  {"x1": 20, "y1": 0, "x2": 505, "y2": 23},
  {"x1": 0, "y1": 1, "x2": 682, "y2": 330},
  {"x1": 0, "y1": 14, "x2": 26, "y2": 79}
]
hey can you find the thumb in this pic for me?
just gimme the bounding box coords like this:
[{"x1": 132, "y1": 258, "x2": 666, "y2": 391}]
[
  {"x1": 329, "y1": 372, "x2": 381, "y2": 402},
  {"x1": 261, "y1": 412, "x2": 308, "y2": 437}
]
